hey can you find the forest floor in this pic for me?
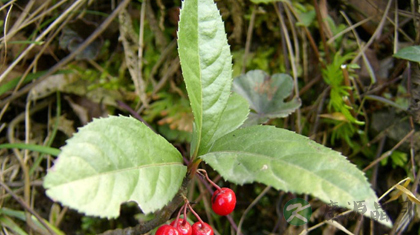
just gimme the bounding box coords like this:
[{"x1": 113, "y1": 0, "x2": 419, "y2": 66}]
[{"x1": 1, "y1": 0, "x2": 420, "y2": 234}]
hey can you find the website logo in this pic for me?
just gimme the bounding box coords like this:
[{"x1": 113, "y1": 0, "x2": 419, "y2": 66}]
[{"x1": 283, "y1": 198, "x2": 312, "y2": 226}]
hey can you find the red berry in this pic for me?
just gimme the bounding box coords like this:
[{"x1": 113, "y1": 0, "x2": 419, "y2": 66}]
[
  {"x1": 191, "y1": 222, "x2": 213, "y2": 235},
  {"x1": 211, "y1": 187, "x2": 236, "y2": 216},
  {"x1": 156, "y1": 224, "x2": 180, "y2": 235},
  {"x1": 171, "y1": 218, "x2": 192, "y2": 235}
]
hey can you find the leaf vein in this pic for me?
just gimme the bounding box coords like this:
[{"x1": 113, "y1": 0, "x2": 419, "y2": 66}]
[
  {"x1": 209, "y1": 151, "x2": 354, "y2": 198},
  {"x1": 53, "y1": 162, "x2": 184, "y2": 188}
]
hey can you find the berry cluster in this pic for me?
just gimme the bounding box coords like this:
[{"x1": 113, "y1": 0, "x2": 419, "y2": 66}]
[
  {"x1": 156, "y1": 169, "x2": 236, "y2": 235},
  {"x1": 156, "y1": 198, "x2": 214, "y2": 235}
]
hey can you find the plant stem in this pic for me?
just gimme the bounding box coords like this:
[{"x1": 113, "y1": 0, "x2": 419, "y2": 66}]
[
  {"x1": 197, "y1": 169, "x2": 221, "y2": 190},
  {"x1": 187, "y1": 203, "x2": 205, "y2": 225},
  {"x1": 187, "y1": 158, "x2": 202, "y2": 178},
  {"x1": 173, "y1": 204, "x2": 185, "y2": 229},
  {"x1": 313, "y1": 0, "x2": 330, "y2": 63}
]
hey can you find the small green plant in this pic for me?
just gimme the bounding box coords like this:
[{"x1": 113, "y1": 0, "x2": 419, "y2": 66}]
[
  {"x1": 43, "y1": 0, "x2": 391, "y2": 233},
  {"x1": 321, "y1": 52, "x2": 364, "y2": 146},
  {"x1": 322, "y1": 52, "x2": 361, "y2": 124}
]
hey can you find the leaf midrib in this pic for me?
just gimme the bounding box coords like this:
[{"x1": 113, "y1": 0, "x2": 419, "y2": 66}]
[
  {"x1": 213, "y1": 130, "x2": 335, "y2": 154},
  {"x1": 52, "y1": 161, "x2": 184, "y2": 187},
  {"x1": 192, "y1": 1, "x2": 204, "y2": 155},
  {"x1": 206, "y1": 150, "x2": 360, "y2": 200}
]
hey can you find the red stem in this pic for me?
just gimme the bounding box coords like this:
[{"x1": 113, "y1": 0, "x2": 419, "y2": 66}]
[
  {"x1": 173, "y1": 204, "x2": 185, "y2": 229},
  {"x1": 188, "y1": 203, "x2": 205, "y2": 225},
  {"x1": 182, "y1": 203, "x2": 188, "y2": 225},
  {"x1": 197, "y1": 169, "x2": 221, "y2": 190}
]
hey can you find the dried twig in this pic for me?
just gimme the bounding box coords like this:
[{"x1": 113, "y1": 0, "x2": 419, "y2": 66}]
[
  {"x1": 313, "y1": 0, "x2": 330, "y2": 63},
  {"x1": 236, "y1": 186, "x2": 270, "y2": 235},
  {"x1": 363, "y1": 129, "x2": 415, "y2": 172},
  {"x1": 118, "y1": 6, "x2": 148, "y2": 108},
  {"x1": 351, "y1": 0, "x2": 394, "y2": 63},
  {"x1": 145, "y1": 0, "x2": 167, "y2": 49},
  {"x1": 242, "y1": 4, "x2": 256, "y2": 74},
  {"x1": 275, "y1": 2, "x2": 302, "y2": 133},
  {"x1": 0, "y1": 0, "x2": 88, "y2": 83},
  {"x1": 284, "y1": 2, "x2": 321, "y2": 65}
]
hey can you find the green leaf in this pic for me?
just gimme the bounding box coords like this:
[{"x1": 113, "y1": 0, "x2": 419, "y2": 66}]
[
  {"x1": 242, "y1": 113, "x2": 270, "y2": 127},
  {"x1": 296, "y1": 10, "x2": 316, "y2": 27},
  {"x1": 44, "y1": 116, "x2": 187, "y2": 218},
  {"x1": 232, "y1": 70, "x2": 301, "y2": 125},
  {"x1": 394, "y1": 46, "x2": 420, "y2": 62},
  {"x1": 210, "y1": 93, "x2": 249, "y2": 144},
  {"x1": 390, "y1": 151, "x2": 408, "y2": 168},
  {"x1": 178, "y1": 0, "x2": 233, "y2": 156},
  {"x1": 200, "y1": 125, "x2": 392, "y2": 227}
]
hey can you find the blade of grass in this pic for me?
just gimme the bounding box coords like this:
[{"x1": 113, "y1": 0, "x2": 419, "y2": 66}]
[
  {"x1": 0, "y1": 215, "x2": 29, "y2": 235},
  {"x1": 0, "y1": 208, "x2": 64, "y2": 235},
  {"x1": 274, "y1": 2, "x2": 302, "y2": 133},
  {"x1": 364, "y1": 94, "x2": 407, "y2": 111},
  {"x1": 0, "y1": 143, "x2": 60, "y2": 156},
  {"x1": 0, "y1": 208, "x2": 26, "y2": 221},
  {"x1": 7, "y1": 40, "x2": 44, "y2": 45}
]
